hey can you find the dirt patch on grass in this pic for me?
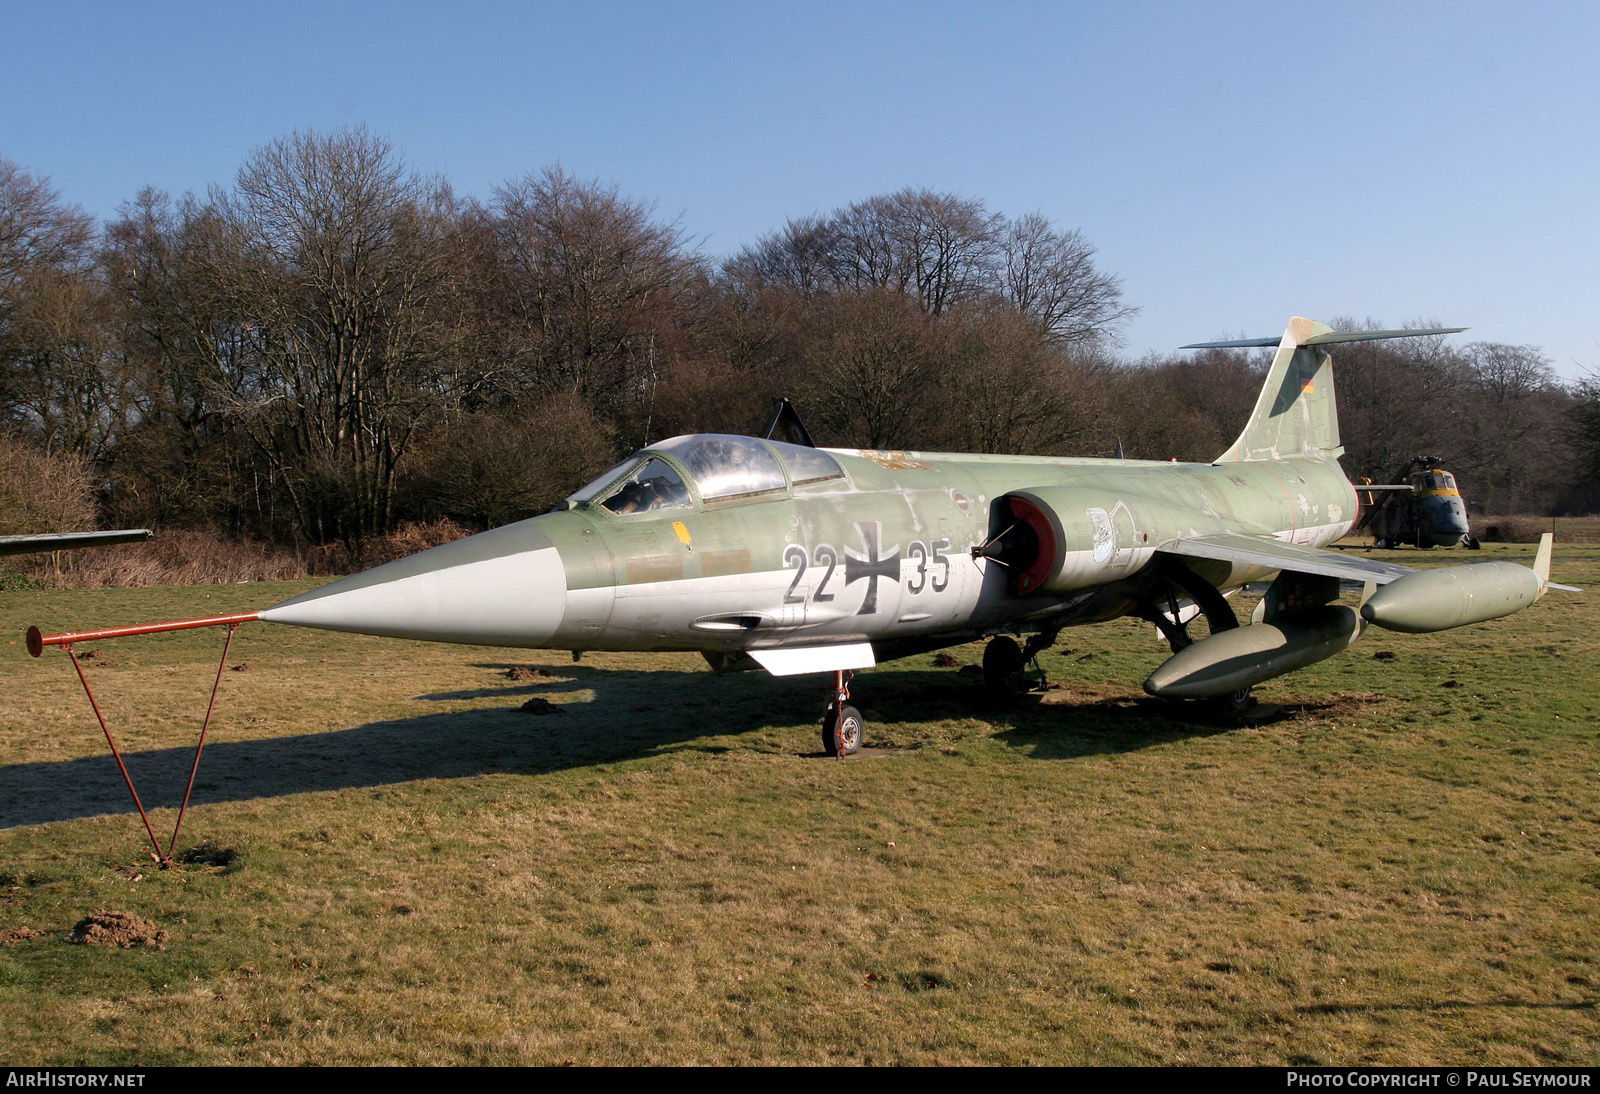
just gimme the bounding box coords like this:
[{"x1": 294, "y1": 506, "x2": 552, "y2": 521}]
[
  {"x1": 179, "y1": 842, "x2": 240, "y2": 872},
  {"x1": 0, "y1": 927, "x2": 42, "y2": 944},
  {"x1": 1275, "y1": 692, "x2": 1387, "y2": 720},
  {"x1": 931, "y1": 652, "x2": 962, "y2": 668},
  {"x1": 67, "y1": 910, "x2": 168, "y2": 949},
  {"x1": 505, "y1": 666, "x2": 554, "y2": 681},
  {"x1": 518, "y1": 697, "x2": 564, "y2": 715},
  {"x1": 1037, "y1": 682, "x2": 1134, "y2": 705}
]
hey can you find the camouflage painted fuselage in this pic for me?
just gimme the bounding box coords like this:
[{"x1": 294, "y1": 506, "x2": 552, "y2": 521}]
[{"x1": 261, "y1": 445, "x2": 1358, "y2": 658}]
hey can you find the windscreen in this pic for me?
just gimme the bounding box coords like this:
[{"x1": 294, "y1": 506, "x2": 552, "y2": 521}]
[
  {"x1": 600, "y1": 458, "x2": 692, "y2": 514},
  {"x1": 567, "y1": 458, "x2": 640, "y2": 504}
]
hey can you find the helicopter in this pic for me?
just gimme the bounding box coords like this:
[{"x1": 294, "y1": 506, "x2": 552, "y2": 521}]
[{"x1": 1356, "y1": 457, "x2": 1480, "y2": 549}]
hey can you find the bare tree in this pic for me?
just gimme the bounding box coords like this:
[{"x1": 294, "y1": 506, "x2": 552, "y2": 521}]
[
  {"x1": 722, "y1": 215, "x2": 835, "y2": 298},
  {"x1": 938, "y1": 307, "x2": 1113, "y2": 454},
  {"x1": 0, "y1": 158, "x2": 115, "y2": 455},
  {"x1": 409, "y1": 392, "x2": 616, "y2": 529},
  {"x1": 723, "y1": 189, "x2": 1133, "y2": 359},
  {"x1": 0, "y1": 433, "x2": 96, "y2": 535},
  {"x1": 798, "y1": 289, "x2": 941, "y2": 449},
  {"x1": 0, "y1": 159, "x2": 93, "y2": 317},
  {"x1": 996, "y1": 212, "x2": 1136, "y2": 348},
  {"x1": 1453, "y1": 342, "x2": 1565, "y2": 512},
  {"x1": 1569, "y1": 371, "x2": 1600, "y2": 482},
  {"x1": 487, "y1": 167, "x2": 697, "y2": 412},
  {"x1": 729, "y1": 188, "x2": 1003, "y2": 317},
  {"x1": 196, "y1": 127, "x2": 457, "y2": 547}
]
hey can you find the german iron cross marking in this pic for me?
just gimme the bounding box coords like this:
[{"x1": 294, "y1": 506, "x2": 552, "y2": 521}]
[{"x1": 845, "y1": 521, "x2": 900, "y2": 615}]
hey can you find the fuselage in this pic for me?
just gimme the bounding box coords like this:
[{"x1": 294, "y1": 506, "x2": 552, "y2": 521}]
[{"x1": 259, "y1": 435, "x2": 1359, "y2": 659}]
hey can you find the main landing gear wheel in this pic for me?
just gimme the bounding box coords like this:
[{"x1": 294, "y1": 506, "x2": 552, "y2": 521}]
[
  {"x1": 982, "y1": 636, "x2": 1026, "y2": 692},
  {"x1": 822, "y1": 704, "x2": 864, "y2": 757},
  {"x1": 1210, "y1": 686, "x2": 1258, "y2": 718}
]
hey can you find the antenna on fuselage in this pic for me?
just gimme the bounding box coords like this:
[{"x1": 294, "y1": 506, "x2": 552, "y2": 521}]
[{"x1": 761, "y1": 397, "x2": 817, "y2": 448}]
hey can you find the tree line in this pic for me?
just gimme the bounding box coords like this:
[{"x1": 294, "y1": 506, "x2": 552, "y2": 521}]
[{"x1": 2, "y1": 127, "x2": 1595, "y2": 557}]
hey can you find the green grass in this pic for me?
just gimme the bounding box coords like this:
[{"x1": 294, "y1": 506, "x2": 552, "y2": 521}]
[{"x1": 0, "y1": 541, "x2": 1595, "y2": 1064}]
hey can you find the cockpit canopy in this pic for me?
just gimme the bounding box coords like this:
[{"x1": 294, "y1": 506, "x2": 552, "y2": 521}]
[
  {"x1": 1410, "y1": 469, "x2": 1458, "y2": 494},
  {"x1": 653, "y1": 434, "x2": 787, "y2": 500},
  {"x1": 563, "y1": 434, "x2": 844, "y2": 514}
]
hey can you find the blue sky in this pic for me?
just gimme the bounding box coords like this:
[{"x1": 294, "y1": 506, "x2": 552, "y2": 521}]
[{"x1": 4, "y1": 1, "x2": 1596, "y2": 375}]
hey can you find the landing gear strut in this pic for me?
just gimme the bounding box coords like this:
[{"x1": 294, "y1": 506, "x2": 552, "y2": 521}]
[
  {"x1": 982, "y1": 630, "x2": 1057, "y2": 694},
  {"x1": 1141, "y1": 560, "x2": 1257, "y2": 716},
  {"x1": 821, "y1": 669, "x2": 863, "y2": 758},
  {"x1": 1212, "y1": 686, "x2": 1258, "y2": 717}
]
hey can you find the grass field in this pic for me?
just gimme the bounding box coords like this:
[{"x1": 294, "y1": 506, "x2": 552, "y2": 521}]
[{"x1": 0, "y1": 541, "x2": 1595, "y2": 1065}]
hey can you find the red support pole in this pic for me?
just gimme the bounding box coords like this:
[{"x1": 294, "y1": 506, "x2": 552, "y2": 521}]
[
  {"x1": 66, "y1": 645, "x2": 167, "y2": 865},
  {"x1": 165, "y1": 623, "x2": 238, "y2": 863},
  {"x1": 38, "y1": 614, "x2": 257, "y2": 867},
  {"x1": 28, "y1": 612, "x2": 260, "y2": 657}
]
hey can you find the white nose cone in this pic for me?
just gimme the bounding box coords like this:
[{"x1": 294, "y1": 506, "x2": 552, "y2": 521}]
[{"x1": 261, "y1": 520, "x2": 567, "y2": 648}]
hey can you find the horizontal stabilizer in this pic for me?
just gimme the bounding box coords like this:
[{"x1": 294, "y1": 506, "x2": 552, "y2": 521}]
[
  {"x1": 748, "y1": 642, "x2": 876, "y2": 676},
  {"x1": 1161, "y1": 533, "x2": 1417, "y2": 585},
  {"x1": 1180, "y1": 336, "x2": 1281, "y2": 348},
  {"x1": 1184, "y1": 327, "x2": 1466, "y2": 350}
]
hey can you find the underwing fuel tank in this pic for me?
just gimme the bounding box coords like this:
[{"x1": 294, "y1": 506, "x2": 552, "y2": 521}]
[
  {"x1": 1143, "y1": 606, "x2": 1362, "y2": 699},
  {"x1": 1359, "y1": 562, "x2": 1542, "y2": 634}
]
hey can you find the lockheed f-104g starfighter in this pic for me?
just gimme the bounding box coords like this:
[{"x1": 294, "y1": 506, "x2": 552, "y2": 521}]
[{"x1": 29, "y1": 317, "x2": 1577, "y2": 762}]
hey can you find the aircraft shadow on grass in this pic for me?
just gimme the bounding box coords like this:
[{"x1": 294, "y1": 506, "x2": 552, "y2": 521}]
[{"x1": 0, "y1": 661, "x2": 1357, "y2": 829}]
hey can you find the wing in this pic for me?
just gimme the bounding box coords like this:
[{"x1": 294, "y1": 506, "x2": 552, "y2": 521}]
[
  {"x1": 1160, "y1": 532, "x2": 1416, "y2": 584},
  {"x1": 0, "y1": 529, "x2": 153, "y2": 557}
]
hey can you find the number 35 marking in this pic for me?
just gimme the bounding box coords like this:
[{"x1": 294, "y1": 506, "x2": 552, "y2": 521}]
[{"x1": 905, "y1": 538, "x2": 951, "y2": 594}]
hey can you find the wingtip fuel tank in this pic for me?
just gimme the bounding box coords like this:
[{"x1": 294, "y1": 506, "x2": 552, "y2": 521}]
[{"x1": 1359, "y1": 562, "x2": 1543, "y2": 634}]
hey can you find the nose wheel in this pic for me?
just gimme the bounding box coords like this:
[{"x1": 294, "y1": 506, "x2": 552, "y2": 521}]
[{"x1": 821, "y1": 669, "x2": 863, "y2": 758}]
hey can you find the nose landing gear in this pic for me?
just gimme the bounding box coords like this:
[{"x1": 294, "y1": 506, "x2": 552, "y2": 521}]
[{"x1": 821, "y1": 669, "x2": 863, "y2": 758}]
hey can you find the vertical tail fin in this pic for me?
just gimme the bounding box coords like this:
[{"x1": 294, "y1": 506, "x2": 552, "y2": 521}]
[{"x1": 1184, "y1": 320, "x2": 1468, "y2": 465}]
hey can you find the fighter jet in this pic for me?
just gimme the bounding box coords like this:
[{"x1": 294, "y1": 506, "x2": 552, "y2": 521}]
[{"x1": 28, "y1": 318, "x2": 1577, "y2": 760}]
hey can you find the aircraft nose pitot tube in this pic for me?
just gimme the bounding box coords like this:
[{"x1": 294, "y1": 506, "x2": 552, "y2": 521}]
[
  {"x1": 260, "y1": 517, "x2": 568, "y2": 647},
  {"x1": 1143, "y1": 606, "x2": 1364, "y2": 699},
  {"x1": 1359, "y1": 562, "x2": 1542, "y2": 634}
]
